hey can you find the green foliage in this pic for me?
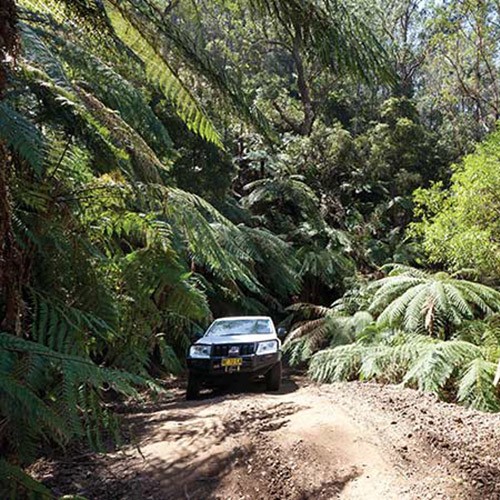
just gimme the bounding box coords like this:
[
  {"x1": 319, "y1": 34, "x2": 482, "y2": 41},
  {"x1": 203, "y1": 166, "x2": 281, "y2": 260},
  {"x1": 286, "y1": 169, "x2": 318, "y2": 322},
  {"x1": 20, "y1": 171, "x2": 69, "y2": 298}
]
[
  {"x1": 423, "y1": 0, "x2": 500, "y2": 140},
  {"x1": 290, "y1": 265, "x2": 500, "y2": 413},
  {"x1": 368, "y1": 265, "x2": 500, "y2": 336},
  {"x1": 458, "y1": 358, "x2": 500, "y2": 412},
  {"x1": 249, "y1": 0, "x2": 396, "y2": 83},
  {"x1": 104, "y1": 1, "x2": 222, "y2": 147},
  {"x1": 1, "y1": 0, "x2": 314, "y2": 491},
  {"x1": 412, "y1": 129, "x2": 500, "y2": 278},
  {"x1": 0, "y1": 458, "x2": 52, "y2": 499},
  {"x1": 290, "y1": 265, "x2": 500, "y2": 412},
  {"x1": 0, "y1": 332, "x2": 159, "y2": 468},
  {"x1": 283, "y1": 303, "x2": 373, "y2": 365},
  {"x1": 308, "y1": 329, "x2": 500, "y2": 412},
  {"x1": 0, "y1": 101, "x2": 44, "y2": 174},
  {"x1": 6, "y1": 1, "x2": 500, "y2": 495}
]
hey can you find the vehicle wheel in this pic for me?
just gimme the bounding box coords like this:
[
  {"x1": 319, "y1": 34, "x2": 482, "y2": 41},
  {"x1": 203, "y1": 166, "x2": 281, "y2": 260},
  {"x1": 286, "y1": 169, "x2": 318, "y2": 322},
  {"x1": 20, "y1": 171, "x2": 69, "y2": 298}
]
[
  {"x1": 266, "y1": 361, "x2": 282, "y2": 392},
  {"x1": 186, "y1": 373, "x2": 201, "y2": 400}
]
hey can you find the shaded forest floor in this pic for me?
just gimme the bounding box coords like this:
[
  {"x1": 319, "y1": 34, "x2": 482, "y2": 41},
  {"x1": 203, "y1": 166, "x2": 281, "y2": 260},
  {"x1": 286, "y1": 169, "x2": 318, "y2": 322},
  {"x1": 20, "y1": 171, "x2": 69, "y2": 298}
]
[{"x1": 30, "y1": 375, "x2": 500, "y2": 499}]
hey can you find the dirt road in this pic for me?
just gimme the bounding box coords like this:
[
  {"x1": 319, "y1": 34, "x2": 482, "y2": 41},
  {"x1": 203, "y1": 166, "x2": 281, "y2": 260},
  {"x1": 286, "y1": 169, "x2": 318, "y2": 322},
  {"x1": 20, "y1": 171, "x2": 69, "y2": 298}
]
[{"x1": 32, "y1": 376, "x2": 500, "y2": 499}]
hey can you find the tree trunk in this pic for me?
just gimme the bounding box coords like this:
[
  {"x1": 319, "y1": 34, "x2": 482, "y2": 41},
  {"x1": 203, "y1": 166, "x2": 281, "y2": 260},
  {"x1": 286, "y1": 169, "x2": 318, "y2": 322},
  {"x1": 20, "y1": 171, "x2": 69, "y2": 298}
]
[
  {"x1": 292, "y1": 29, "x2": 315, "y2": 136},
  {"x1": 0, "y1": 0, "x2": 19, "y2": 97},
  {"x1": 272, "y1": 27, "x2": 316, "y2": 136},
  {"x1": 0, "y1": 145, "x2": 24, "y2": 335},
  {"x1": 0, "y1": 0, "x2": 22, "y2": 334}
]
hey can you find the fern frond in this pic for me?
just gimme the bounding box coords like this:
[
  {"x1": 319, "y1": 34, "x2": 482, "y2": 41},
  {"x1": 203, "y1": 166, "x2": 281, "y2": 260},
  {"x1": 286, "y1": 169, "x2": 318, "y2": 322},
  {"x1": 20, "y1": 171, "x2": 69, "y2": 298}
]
[
  {"x1": 74, "y1": 86, "x2": 167, "y2": 182},
  {"x1": 376, "y1": 283, "x2": 426, "y2": 328},
  {"x1": 287, "y1": 317, "x2": 326, "y2": 341},
  {"x1": 286, "y1": 302, "x2": 331, "y2": 317},
  {"x1": 130, "y1": 0, "x2": 275, "y2": 141},
  {"x1": 166, "y1": 188, "x2": 261, "y2": 293},
  {"x1": 0, "y1": 459, "x2": 52, "y2": 499},
  {"x1": 458, "y1": 358, "x2": 499, "y2": 412},
  {"x1": 309, "y1": 344, "x2": 365, "y2": 383},
  {"x1": 403, "y1": 339, "x2": 480, "y2": 393},
  {"x1": 0, "y1": 102, "x2": 44, "y2": 175},
  {"x1": 19, "y1": 20, "x2": 69, "y2": 85},
  {"x1": 249, "y1": 0, "x2": 395, "y2": 83},
  {"x1": 104, "y1": 1, "x2": 222, "y2": 147},
  {"x1": 369, "y1": 266, "x2": 500, "y2": 336},
  {"x1": 156, "y1": 336, "x2": 183, "y2": 374},
  {"x1": 283, "y1": 336, "x2": 315, "y2": 366}
]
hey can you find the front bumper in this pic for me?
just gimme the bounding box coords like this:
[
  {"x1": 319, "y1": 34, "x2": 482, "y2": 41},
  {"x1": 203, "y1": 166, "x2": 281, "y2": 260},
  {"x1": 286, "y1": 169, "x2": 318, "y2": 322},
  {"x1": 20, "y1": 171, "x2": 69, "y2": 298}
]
[{"x1": 187, "y1": 351, "x2": 280, "y2": 380}]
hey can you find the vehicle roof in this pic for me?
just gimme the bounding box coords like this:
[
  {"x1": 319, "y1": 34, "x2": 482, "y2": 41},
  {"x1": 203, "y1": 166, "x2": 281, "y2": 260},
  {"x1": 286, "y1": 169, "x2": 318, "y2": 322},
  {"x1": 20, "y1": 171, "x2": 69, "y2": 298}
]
[{"x1": 213, "y1": 316, "x2": 272, "y2": 321}]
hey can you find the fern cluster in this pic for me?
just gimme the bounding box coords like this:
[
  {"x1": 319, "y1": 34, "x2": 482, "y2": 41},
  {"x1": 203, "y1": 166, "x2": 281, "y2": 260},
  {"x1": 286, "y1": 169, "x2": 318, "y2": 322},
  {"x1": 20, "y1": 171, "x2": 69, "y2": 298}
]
[
  {"x1": 308, "y1": 329, "x2": 500, "y2": 412},
  {"x1": 286, "y1": 266, "x2": 500, "y2": 412},
  {"x1": 0, "y1": 332, "x2": 160, "y2": 498}
]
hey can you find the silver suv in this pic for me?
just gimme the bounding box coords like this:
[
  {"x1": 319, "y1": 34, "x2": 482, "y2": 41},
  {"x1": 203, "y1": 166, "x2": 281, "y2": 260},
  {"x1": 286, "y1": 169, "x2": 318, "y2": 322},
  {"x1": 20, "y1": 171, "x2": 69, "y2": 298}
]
[{"x1": 185, "y1": 316, "x2": 285, "y2": 400}]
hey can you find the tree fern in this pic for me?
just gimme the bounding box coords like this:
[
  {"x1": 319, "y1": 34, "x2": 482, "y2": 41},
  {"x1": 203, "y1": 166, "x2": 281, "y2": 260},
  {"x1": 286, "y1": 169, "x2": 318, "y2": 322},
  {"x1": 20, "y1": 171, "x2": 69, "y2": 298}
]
[
  {"x1": 224, "y1": 225, "x2": 301, "y2": 299},
  {"x1": 458, "y1": 358, "x2": 500, "y2": 412},
  {"x1": 20, "y1": 10, "x2": 172, "y2": 163},
  {"x1": 55, "y1": 33, "x2": 173, "y2": 157},
  {"x1": 166, "y1": 188, "x2": 261, "y2": 293},
  {"x1": 369, "y1": 266, "x2": 500, "y2": 336},
  {"x1": 130, "y1": 0, "x2": 275, "y2": 141},
  {"x1": 0, "y1": 331, "x2": 161, "y2": 463},
  {"x1": 249, "y1": 0, "x2": 396, "y2": 83},
  {"x1": 0, "y1": 102, "x2": 44, "y2": 175},
  {"x1": 156, "y1": 336, "x2": 183, "y2": 375},
  {"x1": 307, "y1": 323, "x2": 500, "y2": 411},
  {"x1": 19, "y1": 21, "x2": 70, "y2": 86},
  {"x1": 30, "y1": 291, "x2": 118, "y2": 356},
  {"x1": 309, "y1": 344, "x2": 366, "y2": 383},
  {"x1": 104, "y1": 1, "x2": 222, "y2": 147},
  {"x1": 20, "y1": 62, "x2": 131, "y2": 164},
  {"x1": 297, "y1": 247, "x2": 354, "y2": 283},
  {"x1": 284, "y1": 307, "x2": 374, "y2": 366},
  {"x1": 403, "y1": 340, "x2": 480, "y2": 393},
  {"x1": 243, "y1": 174, "x2": 319, "y2": 218}
]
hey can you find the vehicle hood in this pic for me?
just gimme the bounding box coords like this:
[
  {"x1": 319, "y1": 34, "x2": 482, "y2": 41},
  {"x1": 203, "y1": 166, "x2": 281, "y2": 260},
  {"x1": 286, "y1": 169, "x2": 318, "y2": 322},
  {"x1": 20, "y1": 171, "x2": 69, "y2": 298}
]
[{"x1": 195, "y1": 333, "x2": 277, "y2": 345}]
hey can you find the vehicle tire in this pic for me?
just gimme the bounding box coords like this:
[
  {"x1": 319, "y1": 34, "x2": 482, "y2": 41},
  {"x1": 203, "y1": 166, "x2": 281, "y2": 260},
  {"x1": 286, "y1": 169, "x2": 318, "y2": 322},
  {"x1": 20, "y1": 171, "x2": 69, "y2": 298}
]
[
  {"x1": 266, "y1": 361, "x2": 282, "y2": 392},
  {"x1": 186, "y1": 373, "x2": 201, "y2": 400}
]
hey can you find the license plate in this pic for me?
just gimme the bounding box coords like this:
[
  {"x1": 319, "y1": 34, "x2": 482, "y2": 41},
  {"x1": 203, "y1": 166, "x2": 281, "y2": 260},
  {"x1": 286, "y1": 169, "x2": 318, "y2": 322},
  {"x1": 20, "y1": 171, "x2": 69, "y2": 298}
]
[{"x1": 221, "y1": 357, "x2": 242, "y2": 367}]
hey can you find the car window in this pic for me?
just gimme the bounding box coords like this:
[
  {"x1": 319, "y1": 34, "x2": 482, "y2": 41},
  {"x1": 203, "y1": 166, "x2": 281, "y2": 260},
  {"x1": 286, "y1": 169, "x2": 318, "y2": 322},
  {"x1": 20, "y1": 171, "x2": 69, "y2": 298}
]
[{"x1": 207, "y1": 319, "x2": 272, "y2": 336}]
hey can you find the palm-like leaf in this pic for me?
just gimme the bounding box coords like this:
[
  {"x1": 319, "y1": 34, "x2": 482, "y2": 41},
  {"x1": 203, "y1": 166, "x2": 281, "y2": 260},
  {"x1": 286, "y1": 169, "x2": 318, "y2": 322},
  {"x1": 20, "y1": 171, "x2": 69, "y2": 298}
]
[
  {"x1": 369, "y1": 266, "x2": 500, "y2": 336},
  {"x1": 104, "y1": 1, "x2": 222, "y2": 147},
  {"x1": 309, "y1": 330, "x2": 500, "y2": 412},
  {"x1": 0, "y1": 102, "x2": 44, "y2": 175},
  {"x1": 458, "y1": 358, "x2": 499, "y2": 412},
  {"x1": 249, "y1": 0, "x2": 395, "y2": 83},
  {"x1": 243, "y1": 174, "x2": 319, "y2": 217},
  {"x1": 283, "y1": 306, "x2": 374, "y2": 366}
]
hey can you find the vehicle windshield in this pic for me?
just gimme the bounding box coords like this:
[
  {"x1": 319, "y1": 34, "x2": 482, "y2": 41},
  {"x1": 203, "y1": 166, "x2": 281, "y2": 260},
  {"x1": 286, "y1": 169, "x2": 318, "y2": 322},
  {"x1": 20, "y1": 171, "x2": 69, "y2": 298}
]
[{"x1": 206, "y1": 319, "x2": 273, "y2": 336}]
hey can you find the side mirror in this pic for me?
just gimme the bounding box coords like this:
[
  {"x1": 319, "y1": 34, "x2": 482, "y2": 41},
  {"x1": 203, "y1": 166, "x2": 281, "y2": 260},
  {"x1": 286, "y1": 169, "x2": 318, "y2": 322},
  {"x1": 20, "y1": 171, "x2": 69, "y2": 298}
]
[{"x1": 277, "y1": 327, "x2": 287, "y2": 339}]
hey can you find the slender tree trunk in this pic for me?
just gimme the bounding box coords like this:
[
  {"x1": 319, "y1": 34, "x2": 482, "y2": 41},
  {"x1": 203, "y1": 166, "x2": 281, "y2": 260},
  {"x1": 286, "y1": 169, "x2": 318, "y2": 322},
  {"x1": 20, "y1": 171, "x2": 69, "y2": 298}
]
[
  {"x1": 272, "y1": 27, "x2": 316, "y2": 136},
  {"x1": 292, "y1": 29, "x2": 315, "y2": 136},
  {"x1": 0, "y1": 0, "x2": 22, "y2": 334},
  {"x1": 1, "y1": 0, "x2": 18, "y2": 97},
  {"x1": 0, "y1": 145, "x2": 23, "y2": 335}
]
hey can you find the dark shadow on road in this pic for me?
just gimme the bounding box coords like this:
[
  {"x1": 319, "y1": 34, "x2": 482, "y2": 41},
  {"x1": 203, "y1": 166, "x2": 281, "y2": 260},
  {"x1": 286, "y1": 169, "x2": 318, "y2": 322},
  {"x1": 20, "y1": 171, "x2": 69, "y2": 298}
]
[
  {"x1": 32, "y1": 372, "x2": 309, "y2": 500},
  {"x1": 197, "y1": 371, "x2": 301, "y2": 398}
]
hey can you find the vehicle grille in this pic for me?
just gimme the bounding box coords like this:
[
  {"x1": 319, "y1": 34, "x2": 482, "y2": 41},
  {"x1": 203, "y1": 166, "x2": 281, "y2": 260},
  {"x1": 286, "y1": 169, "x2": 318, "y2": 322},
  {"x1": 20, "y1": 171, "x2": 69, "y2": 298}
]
[{"x1": 211, "y1": 343, "x2": 256, "y2": 357}]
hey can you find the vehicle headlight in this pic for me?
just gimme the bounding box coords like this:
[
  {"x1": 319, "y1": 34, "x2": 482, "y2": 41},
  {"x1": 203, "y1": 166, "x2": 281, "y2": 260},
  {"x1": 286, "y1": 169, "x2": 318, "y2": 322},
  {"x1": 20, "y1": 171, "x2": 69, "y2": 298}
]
[
  {"x1": 189, "y1": 345, "x2": 211, "y2": 358},
  {"x1": 256, "y1": 340, "x2": 278, "y2": 355}
]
